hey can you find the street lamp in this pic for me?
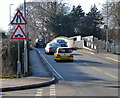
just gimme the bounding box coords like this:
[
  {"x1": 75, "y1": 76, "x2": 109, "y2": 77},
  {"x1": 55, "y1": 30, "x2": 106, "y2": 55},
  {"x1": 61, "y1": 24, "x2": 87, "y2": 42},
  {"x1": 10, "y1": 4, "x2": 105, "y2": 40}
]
[
  {"x1": 106, "y1": 0, "x2": 109, "y2": 52},
  {"x1": 9, "y1": 4, "x2": 14, "y2": 34},
  {"x1": 23, "y1": 0, "x2": 28, "y2": 77}
]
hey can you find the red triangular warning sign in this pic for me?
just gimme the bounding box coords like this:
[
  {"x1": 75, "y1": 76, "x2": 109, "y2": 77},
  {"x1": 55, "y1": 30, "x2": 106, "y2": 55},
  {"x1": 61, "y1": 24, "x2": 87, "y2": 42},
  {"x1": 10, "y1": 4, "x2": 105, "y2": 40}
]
[
  {"x1": 11, "y1": 10, "x2": 27, "y2": 25},
  {"x1": 11, "y1": 25, "x2": 27, "y2": 39}
]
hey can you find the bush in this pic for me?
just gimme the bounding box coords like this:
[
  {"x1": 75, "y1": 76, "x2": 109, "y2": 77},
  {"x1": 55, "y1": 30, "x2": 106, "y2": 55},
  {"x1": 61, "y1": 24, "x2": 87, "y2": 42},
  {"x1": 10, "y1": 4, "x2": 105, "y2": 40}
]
[{"x1": 1, "y1": 38, "x2": 24, "y2": 78}]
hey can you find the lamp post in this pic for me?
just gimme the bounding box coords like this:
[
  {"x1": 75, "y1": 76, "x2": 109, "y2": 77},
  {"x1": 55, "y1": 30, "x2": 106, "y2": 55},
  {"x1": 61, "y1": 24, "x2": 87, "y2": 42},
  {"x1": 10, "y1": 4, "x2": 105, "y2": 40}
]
[
  {"x1": 9, "y1": 4, "x2": 14, "y2": 34},
  {"x1": 23, "y1": 0, "x2": 28, "y2": 76},
  {"x1": 106, "y1": 0, "x2": 109, "y2": 52}
]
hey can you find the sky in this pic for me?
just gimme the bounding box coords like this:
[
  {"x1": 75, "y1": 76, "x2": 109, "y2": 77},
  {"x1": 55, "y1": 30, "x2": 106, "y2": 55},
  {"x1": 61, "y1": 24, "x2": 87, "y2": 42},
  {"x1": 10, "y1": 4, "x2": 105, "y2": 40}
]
[{"x1": 0, "y1": 0, "x2": 106, "y2": 32}]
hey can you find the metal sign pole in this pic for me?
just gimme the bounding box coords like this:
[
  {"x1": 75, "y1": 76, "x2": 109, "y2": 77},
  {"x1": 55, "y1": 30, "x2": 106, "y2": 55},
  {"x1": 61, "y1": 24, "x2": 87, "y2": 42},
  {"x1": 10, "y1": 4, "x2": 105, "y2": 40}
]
[{"x1": 17, "y1": 39, "x2": 21, "y2": 78}]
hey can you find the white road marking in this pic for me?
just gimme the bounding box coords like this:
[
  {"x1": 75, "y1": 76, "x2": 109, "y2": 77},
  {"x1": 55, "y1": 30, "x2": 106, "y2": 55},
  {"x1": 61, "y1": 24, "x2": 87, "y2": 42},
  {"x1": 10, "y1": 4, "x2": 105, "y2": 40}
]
[
  {"x1": 84, "y1": 63, "x2": 101, "y2": 71},
  {"x1": 50, "y1": 85, "x2": 56, "y2": 96},
  {"x1": 83, "y1": 51, "x2": 95, "y2": 54},
  {"x1": 84, "y1": 63, "x2": 117, "y2": 79},
  {"x1": 83, "y1": 63, "x2": 89, "y2": 66},
  {"x1": 50, "y1": 93, "x2": 56, "y2": 96},
  {"x1": 36, "y1": 89, "x2": 43, "y2": 96},
  {"x1": 50, "y1": 86, "x2": 55, "y2": 88},
  {"x1": 91, "y1": 67, "x2": 102, "y2": 72},
  {"x1": 37, "y1": 89, "x2": 43, "y2": 91},
  {"x1": 50, "y1": 85, "x2": 55, "y2": 87},
  {"x1": 43, "y1": 54, "x2": 63, "y2": 79},
  {"x1": 37, "y1": 48, "x2": 63, "y2": 80},
  {"x1": 105, "y1": 73, "x2": 117, "y2": 79},
  {"x1": 50, "y1": 89, "x2": 56, "y2": 91},
  {"x1": 89, "y1": 52, "x2": 95, "y2": 54},
  {"x1": 50, "y1": 91, "x2": 56, "y2": 93},
  {"x1": 106, "y1": 57, "x2": 120, "y2": 62}
]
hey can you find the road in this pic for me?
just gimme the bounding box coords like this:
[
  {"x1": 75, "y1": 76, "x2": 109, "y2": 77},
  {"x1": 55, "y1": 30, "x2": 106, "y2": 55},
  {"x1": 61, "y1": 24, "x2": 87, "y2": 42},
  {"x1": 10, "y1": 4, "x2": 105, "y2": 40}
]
[{"x1": 2, "y1": 48, "x2": 118, "y2": 96}]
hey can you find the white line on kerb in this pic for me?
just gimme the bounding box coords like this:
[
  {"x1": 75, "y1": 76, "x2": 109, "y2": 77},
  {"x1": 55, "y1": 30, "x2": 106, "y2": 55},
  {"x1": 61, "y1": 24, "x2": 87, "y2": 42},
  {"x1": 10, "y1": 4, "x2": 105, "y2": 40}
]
[
  {"x1": 36, "y1": 48, "x2": 63, "y2": 80},
  {"x1": 42, "y1": 54, "x2": 63, "y2": 80},
  {"x1": 105, "y1": 73, "x2": 117, "y2": 79},
  {"x1": 106, "y1": 57, "x2": 120, "y2": 62}
]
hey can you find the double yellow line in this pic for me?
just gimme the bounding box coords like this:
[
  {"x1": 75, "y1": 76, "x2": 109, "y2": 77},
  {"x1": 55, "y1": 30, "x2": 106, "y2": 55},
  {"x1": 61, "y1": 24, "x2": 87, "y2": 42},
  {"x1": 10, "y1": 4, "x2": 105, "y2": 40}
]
[{"x1": 0, "y1": 78, "x2": 11, "y2": 80}]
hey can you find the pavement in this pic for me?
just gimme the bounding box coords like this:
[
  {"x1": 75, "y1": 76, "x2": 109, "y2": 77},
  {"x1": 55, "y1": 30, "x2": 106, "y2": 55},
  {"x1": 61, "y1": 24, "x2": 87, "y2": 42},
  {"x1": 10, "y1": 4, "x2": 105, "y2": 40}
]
[
  {"x1": 77, "y1": 47, "x2": 120, "y2": 63},
  {"x1": 0, "y1": 46, "x2": 119, "y2": 92},
  {"x1": 0, "y1": 48, "x2": 56, "y2": 92}
]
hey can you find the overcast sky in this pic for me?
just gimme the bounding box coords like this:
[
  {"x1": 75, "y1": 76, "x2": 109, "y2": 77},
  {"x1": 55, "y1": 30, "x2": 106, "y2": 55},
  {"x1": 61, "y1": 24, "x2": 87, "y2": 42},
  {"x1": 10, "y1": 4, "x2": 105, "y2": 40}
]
[{"x1": 0, "y1": 0, "x2": 106, "y2": 31}]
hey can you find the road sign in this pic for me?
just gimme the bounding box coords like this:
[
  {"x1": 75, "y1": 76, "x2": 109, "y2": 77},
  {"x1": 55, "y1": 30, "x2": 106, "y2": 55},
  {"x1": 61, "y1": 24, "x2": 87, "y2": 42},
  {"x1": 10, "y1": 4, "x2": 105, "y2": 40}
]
[
  {"x1": 11, "y1": 25, "x2": 27, "y2": 39},
  {"x1": 11, "y1": 10, "x2": 27, "y2": 25}
]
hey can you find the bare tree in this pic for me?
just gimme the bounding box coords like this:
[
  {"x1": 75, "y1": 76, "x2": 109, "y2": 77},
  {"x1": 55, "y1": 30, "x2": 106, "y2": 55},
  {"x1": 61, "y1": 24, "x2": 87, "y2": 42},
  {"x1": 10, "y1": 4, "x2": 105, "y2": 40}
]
[
  {"x1": 24, "y1": 1, "x2": 69, "y2": 44},
  {"x1": 102, "y1": 1, "x2": 120, "y2": 42},
  {"x1": 108, "y1": 1, "x2": 120, "y2": 41}
]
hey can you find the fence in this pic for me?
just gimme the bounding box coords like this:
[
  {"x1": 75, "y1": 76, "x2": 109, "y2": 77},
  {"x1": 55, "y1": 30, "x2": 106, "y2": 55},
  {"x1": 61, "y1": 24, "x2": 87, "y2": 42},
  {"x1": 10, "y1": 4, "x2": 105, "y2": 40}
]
[{"x1": 82, "y1": 36, "x2": 120, "y2": 54}]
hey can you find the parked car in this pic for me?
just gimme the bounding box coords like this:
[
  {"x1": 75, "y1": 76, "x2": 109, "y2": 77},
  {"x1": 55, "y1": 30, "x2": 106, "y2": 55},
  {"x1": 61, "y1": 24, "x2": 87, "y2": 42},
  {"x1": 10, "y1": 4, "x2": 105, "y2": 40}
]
[
  {"x1": 45, "y1": 42, "x2": 61, "y2": 54},
  {"x1": 34, "y1": 38, "x2": 46, "y2": 48},
  {"x1": 55, "y1": 39, "x2": 68, "y2": 47},
  {"x1": 54, "y1": 47, "x2": 74, "y2": 62}
]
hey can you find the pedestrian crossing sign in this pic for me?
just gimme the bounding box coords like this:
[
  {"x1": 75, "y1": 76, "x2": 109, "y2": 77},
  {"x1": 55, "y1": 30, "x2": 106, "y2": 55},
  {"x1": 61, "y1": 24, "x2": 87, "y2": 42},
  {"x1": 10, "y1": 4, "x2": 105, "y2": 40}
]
[
  {"x1": 11, "y1": 10, "x2": 27, "y2": 25},
  {"x1": 11, "y1": 25, "x2": 27, "y2": 39}
]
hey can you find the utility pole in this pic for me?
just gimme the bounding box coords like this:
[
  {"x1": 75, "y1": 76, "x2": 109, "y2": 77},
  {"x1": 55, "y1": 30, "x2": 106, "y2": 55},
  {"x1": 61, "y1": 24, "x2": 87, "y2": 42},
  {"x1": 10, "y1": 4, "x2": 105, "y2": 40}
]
[
  {"x1": 106, "y1": 0, "x2": 109, "y2": 52},
  {"x1": 24, "y1": 0, "x2": 28, "y2": 76}
]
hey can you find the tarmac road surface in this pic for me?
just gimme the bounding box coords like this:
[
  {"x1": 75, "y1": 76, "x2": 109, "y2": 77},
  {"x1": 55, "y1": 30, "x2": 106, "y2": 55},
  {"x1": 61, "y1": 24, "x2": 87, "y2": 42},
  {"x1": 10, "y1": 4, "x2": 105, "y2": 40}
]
[{"x1": 2, "y1": 48, "x2": 119, "y2": 97}]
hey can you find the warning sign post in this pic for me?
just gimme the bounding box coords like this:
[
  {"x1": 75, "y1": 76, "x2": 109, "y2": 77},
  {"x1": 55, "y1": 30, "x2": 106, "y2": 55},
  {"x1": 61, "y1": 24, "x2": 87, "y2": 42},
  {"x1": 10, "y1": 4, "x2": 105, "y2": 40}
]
[
  {"x1": 10, "y1": 10, "x2": 27, "y2": 78},
  {"x1": 11, "y1": 10, "x2": 27, "y2": 25},
  {"x1": 11, "y1": 25, "x2": 27, "y2": 39}
]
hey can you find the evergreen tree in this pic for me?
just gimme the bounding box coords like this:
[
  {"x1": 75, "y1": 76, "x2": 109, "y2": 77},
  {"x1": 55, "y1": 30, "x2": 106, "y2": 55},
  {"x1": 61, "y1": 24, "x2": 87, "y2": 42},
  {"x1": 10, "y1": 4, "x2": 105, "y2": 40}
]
[
  {"x1": 82, "y1": 5, "x2": 103, "y2": 38},
  {"x1": 46, "y1": 4, "x2": 103, "y2": 38},
  {"x1": 69, "y1": 5, "x2": 85, "y2": 36}
]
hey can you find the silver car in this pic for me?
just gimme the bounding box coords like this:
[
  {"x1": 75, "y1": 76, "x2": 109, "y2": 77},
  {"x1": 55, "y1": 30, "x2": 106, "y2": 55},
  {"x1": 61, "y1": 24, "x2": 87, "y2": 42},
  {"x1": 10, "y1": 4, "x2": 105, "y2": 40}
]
[
  {"x1": 45, "y1": 43, "x2": 61, "y2": 54},
  {"x1": 56, "y1": 39, "x2": 68, "y2": 47}
]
